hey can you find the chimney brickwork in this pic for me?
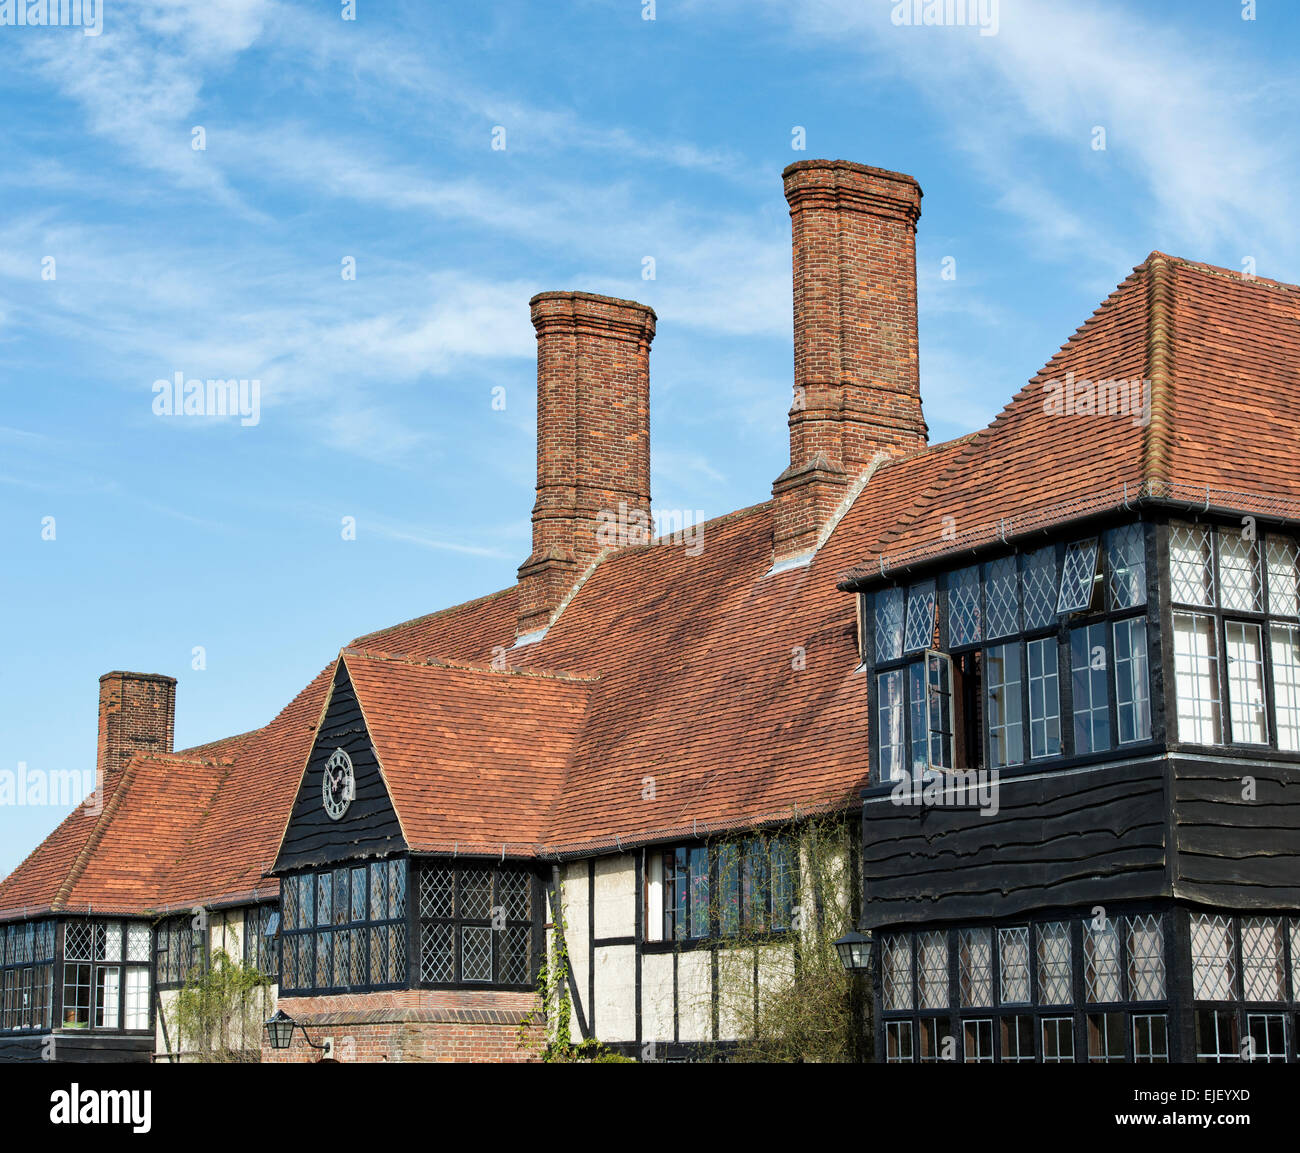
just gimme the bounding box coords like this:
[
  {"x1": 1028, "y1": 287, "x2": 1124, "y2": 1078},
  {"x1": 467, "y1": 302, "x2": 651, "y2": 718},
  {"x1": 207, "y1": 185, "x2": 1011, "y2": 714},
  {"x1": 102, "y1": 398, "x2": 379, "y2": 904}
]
[
  {"x1": 517, "y1": 291, "x2": 656, "y2": 638},
  {"x1": 772, "y1": 159, "x2": 929, "y2": 564},
  {"x1": 97, "y1": 671, "x2": 176, "y2": 781}
]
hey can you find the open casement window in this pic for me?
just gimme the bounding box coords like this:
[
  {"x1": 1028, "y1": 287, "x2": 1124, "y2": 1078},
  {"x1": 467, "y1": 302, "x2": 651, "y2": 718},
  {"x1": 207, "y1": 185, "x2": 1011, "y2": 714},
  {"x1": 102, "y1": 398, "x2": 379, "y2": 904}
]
[
  {"x1": 1057, "y1": 537, "x2": 1102, "y2": 615},
  {"x1": 879, "y1": 652, "x2": 955, "y2": 781}
]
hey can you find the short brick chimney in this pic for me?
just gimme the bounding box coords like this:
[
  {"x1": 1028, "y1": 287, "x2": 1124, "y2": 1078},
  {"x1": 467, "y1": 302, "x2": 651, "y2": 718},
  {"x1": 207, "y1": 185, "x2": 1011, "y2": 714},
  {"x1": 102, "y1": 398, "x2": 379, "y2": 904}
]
[
  {"x1": 772, "y1": 159, "x2": 929, "y2": 566},
  {"x1": 97, "y1": 671, "x2": 176, "y2": 781},
  {"x1": 516, "y1": 291, "x2": 656, "y2": 639}
]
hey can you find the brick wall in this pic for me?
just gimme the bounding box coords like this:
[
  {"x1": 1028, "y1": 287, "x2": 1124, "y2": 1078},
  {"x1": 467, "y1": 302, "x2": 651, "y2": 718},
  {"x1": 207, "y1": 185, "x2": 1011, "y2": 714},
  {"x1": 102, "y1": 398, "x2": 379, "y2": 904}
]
[
  {"x1": 97, "y1": 670, "x2": 176, "y2": 781},
  {"x1": 262, "y1": 990, "x2": 543, "y2": 1063},
  {"x1": 772, "y1": 159, "x2": 929, "y2": 564},
  {"x1": 516, "y1": 291, "x2": 656, "y2": 637}
]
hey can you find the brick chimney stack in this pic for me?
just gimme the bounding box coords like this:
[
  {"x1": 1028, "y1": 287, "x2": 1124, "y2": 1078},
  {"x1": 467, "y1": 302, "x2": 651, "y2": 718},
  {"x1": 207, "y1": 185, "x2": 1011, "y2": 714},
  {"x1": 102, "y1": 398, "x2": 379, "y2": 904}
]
[
  {"x1": 772, "y1": 160, "x2": 929, "y2": 566},
  {"x1": 516, "y1": 291, "x2": 656, "y2": 640},
  {"x1": 97, "y1": 671, "x2": 176, "y2": 781}
]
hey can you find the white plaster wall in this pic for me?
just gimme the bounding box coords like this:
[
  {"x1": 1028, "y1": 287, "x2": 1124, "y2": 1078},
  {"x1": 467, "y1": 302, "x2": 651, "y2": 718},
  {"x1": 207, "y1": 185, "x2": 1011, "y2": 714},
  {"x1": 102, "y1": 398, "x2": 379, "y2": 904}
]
[
  {"x1": 559, "y1": 862, "x2": 590, "y2": 1041},
  {"x1": 592, "y1": 854, "x2": 636, "y2": 939},
  {"x1": 593, "y1": 943, "x2": 636, "y2": 1042},
  {"x1": 640, "y1": 951, "x2": 674, "y2": 1047},
  {"x1": 676, "y1": 948, "x2": 712, "y2": 1042}
]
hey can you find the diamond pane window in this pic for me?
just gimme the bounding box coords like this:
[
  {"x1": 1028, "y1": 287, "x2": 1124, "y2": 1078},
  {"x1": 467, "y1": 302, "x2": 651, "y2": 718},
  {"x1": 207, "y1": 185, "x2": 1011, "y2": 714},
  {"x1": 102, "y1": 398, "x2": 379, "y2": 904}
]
[
  {"x1": 1170, "y1": 522, "x2": 1214, "y2": 606},
  {"x1": 1241, "y1": 917, "x2": 1286, "y2": 1001},
  {"x1": 64, "y1": 922, "x2": 92, "y2": 962},
  {"x1": 369, "y1": 862, "x2": 387, "y2": 922},
  {"x1": 999, "y1": 926, "x2": 1031, "y2": 1005},
  {"x1": 349, "y1": 928, "x2": 368, "y2": 986},
  {"x1": 874, "y1": 587, "x2": 904, "y2": 662},
  {"x1": 388, "y1": 924, "x2": 406, "y2": 984},
  {"x1": 500, "y1": 870, "x2": 532, "y2": 921},
  {"x1": 1219, "y1": 531, "x2": 1263, "y2": 612},
  {"x1": 1057, "y1": 538, "x2": 1100, "y2": 614},
  {"x1": 388, "y1": 860, "x2": 406, "y2": 919},
  {"x1": 333, "y1": 869, "x2": 349, "y2": 926},
  {"x1": 126, "y1": 924, "x2": 151, "y2": 964},
  {"x1": 460, "y1": 870, "x2": 493, "y2": 920},
  {"x1": 419, "y1": 922, "x2": 452, "y2": 983},
  {"x1": 1105, "y1": 523, "x2": 1147, "y2": 609},
  {"x1": 1022, "y1": 546, "x2": 1058, "y2": 630},
  {"x1": 917, "y1": 930, "x2": 949, "y2": 1010},
  {"x1": 499, "y1": 925, "x2": 532, "y2": 986},
  {"x1": 1084, "y1": 918, "x2": 1122, "y2": 1003},
  {"x1": 984, "y1": 556, "x2": 1019, "y2": 639},
  {"x1": 1266, "y1": 536, "x2": 1299, "y2": 616},
  {"x1": 958, "y1": 928, "x2": 993, "y2": 1008},
  {"x1": 299, "y1": 873, "x2": 314, "y2": 927},
  {"x1": 1292, "y1": 921, "x2": 1300, "y2": 1000},
  {"x1": 421, "y1": 867, "x2": 455, "y2": 920},
  {"x1": 283, "y1": 875, "x2": 299, "y2": 931},
  {"x1": 903, "y1": 580, "x2": 937, "y2": 654},
  {"x1": 947, "y1": 566, "x2": 981, "y2": 647},
  {"x1": 316, "y1": 873, "x2": 331, "y2": 926},
  {"x1": 1126, "y1": 914, "x2": 1166, "y2": 1001},
  {"x1": 461, "y1": 926, "x2": 492, "y2": 983},
  {"x1": 1191, "y1": 913, "x2": 1236, "y2": 1001},
  {"x1": 882, "y1": 934, "x2": 913, "y2": 1011},
  {"x1": 1037, "y1": 922, "x2": 1072, "y2": 1006},
  {"x1": 100, "y1": 923, "x2": 122, "y2": 962}
]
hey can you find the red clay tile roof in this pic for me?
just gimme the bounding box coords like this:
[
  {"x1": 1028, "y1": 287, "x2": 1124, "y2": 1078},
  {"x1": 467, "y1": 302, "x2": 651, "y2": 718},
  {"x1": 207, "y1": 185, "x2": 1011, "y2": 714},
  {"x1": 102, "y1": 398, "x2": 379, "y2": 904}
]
[
  {"x1": 339, "y1": 649, "x2": 595, "y2": 855},
  {"x1": 6, "y1": 250, "x2": 1298, "y2": 916},
  {"x1": 840, "y1": 254, "x2": 1300, "y2": 585}
]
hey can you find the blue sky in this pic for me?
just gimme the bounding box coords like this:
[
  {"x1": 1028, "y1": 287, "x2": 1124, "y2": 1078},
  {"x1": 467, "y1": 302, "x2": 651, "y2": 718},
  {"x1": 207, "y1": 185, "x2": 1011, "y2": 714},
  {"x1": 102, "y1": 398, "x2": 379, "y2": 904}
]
[{"x1": 2, "y1": 0, "x2": 1298, "y2": 877}]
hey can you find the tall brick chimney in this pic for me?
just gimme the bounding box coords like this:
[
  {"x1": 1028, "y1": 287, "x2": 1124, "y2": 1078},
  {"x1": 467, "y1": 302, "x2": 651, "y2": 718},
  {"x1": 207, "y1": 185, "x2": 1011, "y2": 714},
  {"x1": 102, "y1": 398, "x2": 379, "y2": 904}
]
[
  {"x1": 97, "y1": 671, "x2": 176, "y2": 781},
  {"x1": 771, "y1": 159, "x2": 929, "y2": 566},
  {"x1": 516, "y1": 291, "x2": 656, "y2": 640}
]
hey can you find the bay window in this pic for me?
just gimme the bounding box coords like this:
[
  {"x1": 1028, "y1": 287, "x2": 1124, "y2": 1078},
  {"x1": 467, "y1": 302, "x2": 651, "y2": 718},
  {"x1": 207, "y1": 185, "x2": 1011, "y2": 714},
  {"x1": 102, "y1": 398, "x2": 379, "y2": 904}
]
[
  {"x1": 1173, "y1": 612, "x2": 1221, "y2": 744},
  {"x1": 417, "y1": 864, "x2": 536, "y2": 987},
  {"x1": 0, "y1": 920, "x2": 55, "y2": 1033},
  {"x1": 62, "y1": 919, "x2": 151, "y2": 1032}
]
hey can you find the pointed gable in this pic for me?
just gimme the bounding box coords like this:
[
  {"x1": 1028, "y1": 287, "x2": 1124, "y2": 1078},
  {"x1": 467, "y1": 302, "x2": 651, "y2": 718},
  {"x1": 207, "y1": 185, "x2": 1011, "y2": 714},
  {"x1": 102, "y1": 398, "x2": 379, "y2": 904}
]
[{"x1": 274, "y1": 660, "x2": 405, "y2": 874}]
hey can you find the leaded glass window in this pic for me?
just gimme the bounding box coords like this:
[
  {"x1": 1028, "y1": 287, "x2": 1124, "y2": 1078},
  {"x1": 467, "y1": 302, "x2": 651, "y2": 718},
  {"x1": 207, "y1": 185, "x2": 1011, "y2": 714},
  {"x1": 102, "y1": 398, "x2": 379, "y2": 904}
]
[
  {"x1": 874, "y1": 587, "x2": 904, "y2": 662},
  {"x1": 1106, "y1": 523, "x2": 1147, "y2": 609},
  {"x1": 903, "y1": 580, "x2": 937, "y2": 654},
  {"x1": 0, "y1": 919, "x2": 56, "y2": 1033},
  {"x1": 882, "y1": 935, "x2": 913, "y2": 1011},
  {"x1": 1225, "y1": 622, "x2": 1268, "y2": 744},
  {"x1": 281, "y1": 860, "x2": 408, "y2": 992},
  {"x1": 876, "y1": 669, "x2": 905, "y2": 783},
  {"x1": 1084, "y1": 918, "x2": 1122, "y2": 1003},
  {"x1": 984, "y1": 556, "x2": 1018, "y2": 639},
  {"x1": 416, "y1": 863, "x2": 537, "y2": 987},
  {"x1": 958, "y1": 928, "x2": 992, "y2": 1008},
  {"x1": 1126, "y1": 914, "x2": 1166, "y2": 1002},
  {"x1": 1173, "y1": 612, "x2": 1221, "y2": 744},
  {"x1": 1022, "y1": 546, "x2": 1058, "y2": 630},
  {"x1": 1036, "y1": 922, "x2": 1072, "y2": 1006},
  {"x1": 1191, "y1": 913, "x2": 1236, "y2": 1001},
  {"x1": 1027, "y1": 637, "x2": 1061, "y2": 758},
  {"x1": 1170, "y1": 522, "x2": 1214, "y2": 606},
  {"x1": 1058, "y1": 538, "x2": 1100, "y2": 614},
  {"x1": 917, "y1": 930, "x2": 949, "y2": 1010},
  {"x1": 1240, "y1": 917, "x2": 1286, "y2": 1002},
  {"x1": 998, "y1": 926, "x2": 1030, "y2": 1004},
  {"x1": 1114, "y1": 617, "x2": 1152, "y2": 744},
  {"x1": 1266, "y1": 535, "x2": 1299, "y2": 617},
  {"x1": 1133, "y1": 1014, "x2": 1169, "y2": 1062},
  {"x1": 1271, "y1": 626, "x2": 1300, "y2": 751},
  {"x1": 986, "y1": 642, "x2": 1023, "y2": 767},
  {"x1": 1218, "y1": 531, "x2": 1262, "y2": 613},
  {"x1": 1070, "y1": 624, "x2": 1111, "y2": 754},
  {"x1": 947, "y1": 566, "x2": 981, "y2": 647}
]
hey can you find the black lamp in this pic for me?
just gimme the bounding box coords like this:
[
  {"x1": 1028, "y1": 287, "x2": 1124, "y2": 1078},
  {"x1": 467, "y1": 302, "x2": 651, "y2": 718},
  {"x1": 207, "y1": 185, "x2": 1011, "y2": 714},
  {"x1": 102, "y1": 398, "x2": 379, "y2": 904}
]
[
  {"x1": 265, "y1": 1009, "x2": 297, "y2": 1050},
  {"x1": 833, "y1": 929, "x2": 874, "y2": 973}
]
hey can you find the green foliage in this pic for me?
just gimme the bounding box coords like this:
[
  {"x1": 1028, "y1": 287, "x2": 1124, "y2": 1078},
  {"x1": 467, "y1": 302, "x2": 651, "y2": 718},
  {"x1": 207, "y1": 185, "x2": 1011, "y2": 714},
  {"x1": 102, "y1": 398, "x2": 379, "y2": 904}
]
[
  {"x1": 705, "y1": 816, "x2": 870, "y2": 1063},
  {"x1": 171, "y1": 949, "x2": 271, "y2": 1063},
  {"x1": 519, "y1": 876, "x2": 633, "y2": 1064}
]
